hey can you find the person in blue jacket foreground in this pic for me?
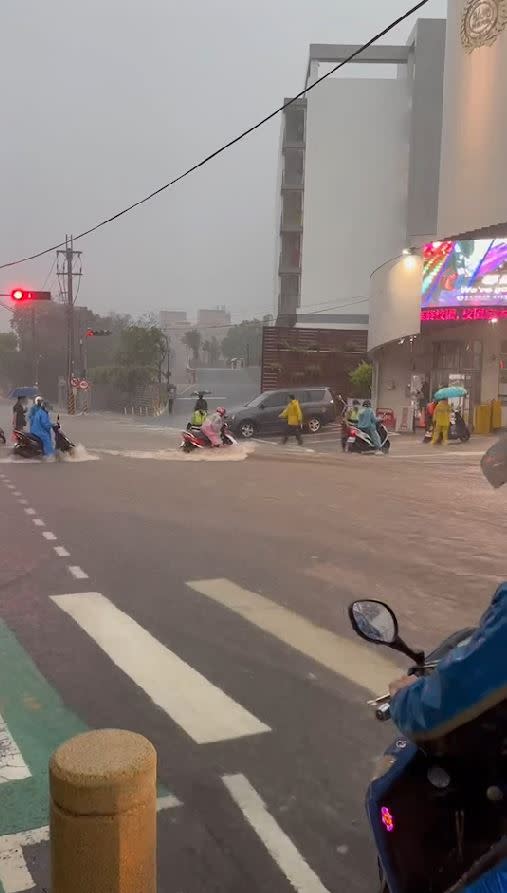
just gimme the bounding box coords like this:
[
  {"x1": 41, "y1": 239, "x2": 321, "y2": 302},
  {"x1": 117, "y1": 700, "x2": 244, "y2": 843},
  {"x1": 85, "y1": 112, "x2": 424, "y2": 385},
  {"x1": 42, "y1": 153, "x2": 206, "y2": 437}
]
[
  {"x1": 389, "y1": 582, "x2": 507, "y2": 892},
  {"x1": 30, "y1": 401, "x2": 54, "y2": 457}
]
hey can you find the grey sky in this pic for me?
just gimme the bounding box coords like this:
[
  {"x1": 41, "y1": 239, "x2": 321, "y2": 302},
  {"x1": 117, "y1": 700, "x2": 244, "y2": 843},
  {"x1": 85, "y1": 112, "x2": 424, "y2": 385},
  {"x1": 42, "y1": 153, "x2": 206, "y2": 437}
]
[{"x1": 0, "y1": 0, "x2": 445, "y2": 331}]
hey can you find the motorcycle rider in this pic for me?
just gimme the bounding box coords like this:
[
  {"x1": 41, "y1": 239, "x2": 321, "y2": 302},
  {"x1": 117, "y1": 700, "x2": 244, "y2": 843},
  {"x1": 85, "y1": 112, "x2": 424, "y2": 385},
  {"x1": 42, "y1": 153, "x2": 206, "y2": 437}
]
[
  {"x1": 30, "y1": 401, "x2": 55, "y2": 457},
  {"x1": 342, "y1": 399, "x2": 361, "y2": 450},
  {"x1": 28, "y1": 396, "x2": 43, "y2": 432},
  {"x1": 200, "y1": 406, "x2": 226, "y2": 447},
  {"x1": 358, "y1": 400, "x2": 383, "y2": 454},
  {"x1": 389, "y1": 584, "x2": 507, "y2": 891}
]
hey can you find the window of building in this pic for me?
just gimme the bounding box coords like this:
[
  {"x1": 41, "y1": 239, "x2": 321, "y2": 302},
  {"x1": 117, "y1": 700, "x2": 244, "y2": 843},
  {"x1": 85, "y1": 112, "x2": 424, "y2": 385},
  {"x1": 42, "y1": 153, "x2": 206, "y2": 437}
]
[
  {"x1": 280, "y1": 233, "x2": 301, "y2": 270},
  {"x1": 280, "y1": 273, "x2": 299, "y2": 299},
  {"x1": 283, "y1": 148, "x2": 304, "y2": 186},
  {"x1": 284, "y1": 107, "x2": 305, "y2": 144},
  {"x1": 432, "y1": 340, "x2": 481, "y2": 371},
  {"x1": 281, "y1": 191, "x2": 303, "y2": 228}
]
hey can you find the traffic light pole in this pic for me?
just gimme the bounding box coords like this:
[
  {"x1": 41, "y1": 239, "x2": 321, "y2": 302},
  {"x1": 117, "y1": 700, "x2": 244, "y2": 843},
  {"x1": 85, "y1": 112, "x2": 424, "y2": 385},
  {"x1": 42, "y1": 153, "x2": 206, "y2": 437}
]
[{"x1": 57, "y1": 235, "x2": 82, "y2": 413}]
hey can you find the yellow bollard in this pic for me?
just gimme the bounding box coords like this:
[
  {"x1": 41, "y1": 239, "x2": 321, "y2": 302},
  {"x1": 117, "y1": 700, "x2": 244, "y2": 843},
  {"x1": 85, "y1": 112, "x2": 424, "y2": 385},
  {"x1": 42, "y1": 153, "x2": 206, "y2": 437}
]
[{"x1": 50, "y1": 729, "x2": 157, "y2": 893}]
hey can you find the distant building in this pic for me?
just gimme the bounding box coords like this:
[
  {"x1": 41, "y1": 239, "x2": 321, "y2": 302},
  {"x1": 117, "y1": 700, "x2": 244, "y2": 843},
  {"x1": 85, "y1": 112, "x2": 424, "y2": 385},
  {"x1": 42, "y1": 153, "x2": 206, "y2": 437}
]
[
  {"x1": 197, "y1": 307, "x2": 231, "y2": 327},
  {"x1": 159, "y1": 310, "x2": 188, "y2": 328}
]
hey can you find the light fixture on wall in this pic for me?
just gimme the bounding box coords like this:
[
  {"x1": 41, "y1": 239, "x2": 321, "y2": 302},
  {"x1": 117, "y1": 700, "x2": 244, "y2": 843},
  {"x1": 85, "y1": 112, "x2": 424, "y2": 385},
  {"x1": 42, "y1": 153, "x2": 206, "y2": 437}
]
[
  {"x1": 402, "y1": 248, "x2": 413, "y2": 256},
  {"x1": 489, "y1": 317, "x2": 499, "y2": 325}
]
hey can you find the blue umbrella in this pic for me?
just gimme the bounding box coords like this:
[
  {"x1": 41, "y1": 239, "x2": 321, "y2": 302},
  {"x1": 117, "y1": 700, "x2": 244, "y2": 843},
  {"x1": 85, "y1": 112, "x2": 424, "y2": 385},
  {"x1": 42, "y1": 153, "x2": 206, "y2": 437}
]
[
  {"x1": 434, "y1": 386, "x2": 467, "y2": 400},
  {"x1": 8, "y1": 386, "x2": 40, "y2": 399}
]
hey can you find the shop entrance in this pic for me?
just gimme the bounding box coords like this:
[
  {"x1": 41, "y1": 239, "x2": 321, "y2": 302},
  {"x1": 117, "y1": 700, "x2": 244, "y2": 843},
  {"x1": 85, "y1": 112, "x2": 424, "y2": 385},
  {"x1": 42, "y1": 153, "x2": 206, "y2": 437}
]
[{"x1": 430, "y1": 340, "x2": 482, "y2": 424}]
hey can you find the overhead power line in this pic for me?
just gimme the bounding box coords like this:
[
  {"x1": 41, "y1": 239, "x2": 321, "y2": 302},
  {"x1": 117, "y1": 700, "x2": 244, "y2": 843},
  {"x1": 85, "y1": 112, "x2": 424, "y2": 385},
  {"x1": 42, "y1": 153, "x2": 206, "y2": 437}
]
[{"x1": 0, "y1": 0, "x2": 429, "y2": 273}]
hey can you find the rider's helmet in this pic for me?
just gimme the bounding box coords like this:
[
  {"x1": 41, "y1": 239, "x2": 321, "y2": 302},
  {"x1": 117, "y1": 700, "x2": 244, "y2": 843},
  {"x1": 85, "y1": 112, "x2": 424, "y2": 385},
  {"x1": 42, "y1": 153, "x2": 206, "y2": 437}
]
[
  {"x1": 216, "y1": 406, "x2": 226, "y2": 416},
  {"x1": 35, "y1": 396, "x2": 43, "y2": 405},
  {"x1": 363, "y1": 399, "x2": 371, "y2": 408}
]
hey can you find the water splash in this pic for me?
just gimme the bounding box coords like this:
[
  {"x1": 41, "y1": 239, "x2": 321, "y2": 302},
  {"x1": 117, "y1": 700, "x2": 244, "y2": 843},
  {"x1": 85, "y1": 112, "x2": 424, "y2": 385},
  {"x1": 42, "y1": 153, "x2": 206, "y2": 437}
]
[{"x1": 95, "y1": 444, "x2": 255, "y2": 462}]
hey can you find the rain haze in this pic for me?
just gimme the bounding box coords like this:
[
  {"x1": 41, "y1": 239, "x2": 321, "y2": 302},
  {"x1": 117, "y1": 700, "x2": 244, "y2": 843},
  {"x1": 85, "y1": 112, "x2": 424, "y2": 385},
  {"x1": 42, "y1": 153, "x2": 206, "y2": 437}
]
[{"x1": 0, "y1": 0, "x2": 445, "y2": 330}]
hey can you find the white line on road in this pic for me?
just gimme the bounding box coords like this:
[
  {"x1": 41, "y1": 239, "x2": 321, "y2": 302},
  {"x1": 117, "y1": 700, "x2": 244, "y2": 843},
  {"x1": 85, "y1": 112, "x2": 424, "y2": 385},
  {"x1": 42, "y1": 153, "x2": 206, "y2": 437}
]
[
  {"x1": 23, "y1": 509, "x2": 36, "y2": 516},
  {"x1": 0, "y1": 715, "x2": 31, "y2": 784},
  {"x1": 18, "y1": 500, "x2": 28, "y2": 505},
  {"x1": 51, "y1": 592, "x2": 270, "y2": 744},
  {"x1": 54, "y1": 546, "x2": 70, "y2": 558},
  {"x1": 223, "y1": 774, "x2": 331, "y2": 893},
  {"x1": 0, "y1": 795, "x2": 180, "y2": 893},
  {"x1": 67, "y1": 566, "x2": 88, "y2": 580},
  {"x1": 42, "y1": 531, "x2": 57, "y2": 541},
  {"x1": 187, "y1": 578, "x2": 399, "y2": 695},
  {"x1": 32, "y1": 519, "x2": 45, "y2": 527},
  {"x1": 12, "y1": 492, "x2": 22, "y2": 497}
]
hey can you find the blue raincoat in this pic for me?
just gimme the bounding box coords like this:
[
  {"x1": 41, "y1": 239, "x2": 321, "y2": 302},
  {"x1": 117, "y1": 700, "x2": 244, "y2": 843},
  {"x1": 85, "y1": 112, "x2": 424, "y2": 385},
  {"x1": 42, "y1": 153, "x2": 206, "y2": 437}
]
[
  {"x1": 30, "y1": 407, "x2": 54, "y2": 456},
  {"x1": 391, "y1": 582, "x2": 507, "y2": 892},
  {"x1": 28, "y1": 403, "x2": 40, "y2": 432}
]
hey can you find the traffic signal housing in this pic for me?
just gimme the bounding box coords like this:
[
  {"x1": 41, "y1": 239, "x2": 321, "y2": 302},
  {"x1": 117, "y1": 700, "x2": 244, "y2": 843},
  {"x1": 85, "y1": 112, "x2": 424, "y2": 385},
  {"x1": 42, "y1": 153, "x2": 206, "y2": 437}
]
[
  {"x1": 11, "y1": 289, "x2": 51, "y2": 302},
  {"x1": 86, "y1": 329, "x2": 112, "y2": 337}
]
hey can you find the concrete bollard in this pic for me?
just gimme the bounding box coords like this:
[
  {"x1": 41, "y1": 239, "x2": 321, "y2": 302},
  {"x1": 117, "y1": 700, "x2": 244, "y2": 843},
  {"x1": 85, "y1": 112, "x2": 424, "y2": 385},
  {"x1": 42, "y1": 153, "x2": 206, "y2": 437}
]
[{"x1": 50, "y1": 729, "x2": 157, "y2": 893}]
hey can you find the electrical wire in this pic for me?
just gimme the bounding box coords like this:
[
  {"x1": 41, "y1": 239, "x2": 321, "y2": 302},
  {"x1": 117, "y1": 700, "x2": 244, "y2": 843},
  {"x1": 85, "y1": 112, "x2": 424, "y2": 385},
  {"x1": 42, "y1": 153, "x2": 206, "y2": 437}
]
[{"x1": 0, "y1": 0, "x2": 429, "y2": 272}]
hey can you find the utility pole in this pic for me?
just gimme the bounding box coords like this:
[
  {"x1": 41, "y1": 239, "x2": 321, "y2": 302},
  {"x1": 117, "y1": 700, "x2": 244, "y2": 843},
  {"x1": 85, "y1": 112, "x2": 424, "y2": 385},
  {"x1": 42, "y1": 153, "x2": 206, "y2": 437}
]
[{"x1": 57, "y1": 235, "x2": 82, "y2": 413}]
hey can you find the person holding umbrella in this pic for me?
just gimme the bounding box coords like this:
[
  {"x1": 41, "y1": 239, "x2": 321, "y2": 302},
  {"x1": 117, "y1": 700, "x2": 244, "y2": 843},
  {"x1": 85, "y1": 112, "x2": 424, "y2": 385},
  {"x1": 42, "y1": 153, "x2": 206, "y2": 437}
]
[
  {"x1": 12, "y1": 397, "x2": 26, "y2": 432},
  {"x1": 430, "y1": 386, "x2": 467, "y2": 445}
]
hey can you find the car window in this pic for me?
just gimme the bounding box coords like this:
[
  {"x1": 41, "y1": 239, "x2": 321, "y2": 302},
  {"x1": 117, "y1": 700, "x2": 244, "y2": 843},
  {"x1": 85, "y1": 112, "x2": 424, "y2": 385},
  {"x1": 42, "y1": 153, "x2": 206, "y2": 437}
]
[
  {"x1": 306, "y1": 389, "x2": 325, "y2": 402},
  {"x1": 262, "y1": 392, "x2": 287, "y2": 408}
]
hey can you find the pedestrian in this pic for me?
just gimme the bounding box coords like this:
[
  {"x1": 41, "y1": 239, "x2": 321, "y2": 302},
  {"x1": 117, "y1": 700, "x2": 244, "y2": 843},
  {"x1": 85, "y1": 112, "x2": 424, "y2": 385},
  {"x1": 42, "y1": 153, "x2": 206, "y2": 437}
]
[
  {"x1": 358, "y1": 399, "x2": 383, "y2": 454},
  {"x1": 12, "y1": 397, "x2": 26, "y2": 431},
  {"x1": 167, "y1": 384, "x2": 176, "y2": 415},
  {"x1": 279, "y1": 394, "x2": 303, "y2": 446},
  {"x1": 431, "y1": 398, "x2": 452, "y2": 445}
]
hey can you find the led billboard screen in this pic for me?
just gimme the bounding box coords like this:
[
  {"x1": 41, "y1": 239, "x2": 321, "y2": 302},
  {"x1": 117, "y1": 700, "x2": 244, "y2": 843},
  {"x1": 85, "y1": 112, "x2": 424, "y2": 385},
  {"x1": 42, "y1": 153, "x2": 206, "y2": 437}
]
[{"x1": 422, "y1": 239, "x2": 507, "y2": 308}]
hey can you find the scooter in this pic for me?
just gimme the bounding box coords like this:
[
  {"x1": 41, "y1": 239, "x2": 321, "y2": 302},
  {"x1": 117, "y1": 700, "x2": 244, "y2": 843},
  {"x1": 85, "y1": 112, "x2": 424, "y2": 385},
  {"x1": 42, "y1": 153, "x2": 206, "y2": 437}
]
[
  {"x1": 344, "y1": 420, "x2": 391, "y2": 454},
  {"x1": 423, "y1": 410, "x2": 471, "y2": 444},
  {"x1": 180, "y1": 422, "x2": 238, "y2": 453},
  {"x1": 12, "y1": 418, "x2": 75, "y2": 459},
  {"x1": 348, "y1": 599, "x2": 506, "y2": 893}
]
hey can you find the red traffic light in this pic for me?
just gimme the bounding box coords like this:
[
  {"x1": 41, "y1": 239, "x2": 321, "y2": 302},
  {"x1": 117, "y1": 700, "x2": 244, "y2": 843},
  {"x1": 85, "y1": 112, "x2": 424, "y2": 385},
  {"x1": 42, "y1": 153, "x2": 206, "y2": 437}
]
[{"x1": 10, "y1": 288, "x2": 51, "y2": 302}]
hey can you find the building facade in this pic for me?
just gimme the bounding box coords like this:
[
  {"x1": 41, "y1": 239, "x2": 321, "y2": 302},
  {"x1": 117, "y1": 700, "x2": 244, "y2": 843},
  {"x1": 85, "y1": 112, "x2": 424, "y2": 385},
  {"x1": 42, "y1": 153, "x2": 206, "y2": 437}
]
[
  {"x1": 369, "y1": 1, "x2": 507, "y2": 430},
  {"x1": 274, "y1": 20, "x2": 446, "y2": 331}
]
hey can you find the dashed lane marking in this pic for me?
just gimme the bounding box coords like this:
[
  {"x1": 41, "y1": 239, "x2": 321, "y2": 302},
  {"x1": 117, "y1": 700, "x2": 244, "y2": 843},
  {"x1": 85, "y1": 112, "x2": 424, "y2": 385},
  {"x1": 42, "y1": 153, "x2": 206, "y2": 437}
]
[
  {"x1": 41, "y1": 532, "x2": 57, "y2": 541},
  {"x1": 31, "y1": 520, "x2": 45, "y2": 528},
  {"x1": 54, "y1": 546, "x2": 70, "y2": 558},
  {"x1": 51, "y1": 592, "x2": 270, "y2": 744},
  {"x1": 187, "y1": 578, "x2": 400, "y2": 696},
  {"x1": 223, "y1": 774, "x2": 331, "y2": 893},
  {"x1": 67, "y1": 566, "x2": 88, "y2": 580},
  {"x1": 23, "y1": 509, "x2": 35, "y2": 517}
]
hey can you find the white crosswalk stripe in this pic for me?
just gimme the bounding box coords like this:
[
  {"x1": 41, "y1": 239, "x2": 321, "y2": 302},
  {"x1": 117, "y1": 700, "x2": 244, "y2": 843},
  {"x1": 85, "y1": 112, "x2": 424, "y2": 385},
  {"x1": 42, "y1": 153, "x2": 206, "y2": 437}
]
[{"x1": 51, "y1": 592, "x2": 270, "y2": 744}]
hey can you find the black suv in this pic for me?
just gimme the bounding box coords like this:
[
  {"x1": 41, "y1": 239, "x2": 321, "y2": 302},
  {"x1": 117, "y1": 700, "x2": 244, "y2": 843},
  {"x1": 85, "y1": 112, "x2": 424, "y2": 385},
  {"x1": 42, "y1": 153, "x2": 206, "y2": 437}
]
[{"x1": 226, "y1": 388, "x2": 336, "y2": 439}]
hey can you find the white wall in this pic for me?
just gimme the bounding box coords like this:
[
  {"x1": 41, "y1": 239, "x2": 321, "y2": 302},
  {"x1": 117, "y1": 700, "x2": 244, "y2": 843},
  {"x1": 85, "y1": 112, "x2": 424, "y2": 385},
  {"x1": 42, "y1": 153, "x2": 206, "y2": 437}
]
[
  {"x1": 369, "y1": 254, "x2": 423, "y2": 351},
  {"x1": 300, "y1": 77, "x2": 410, "y2": 315},
  {"x1": 438, "y1": 0, "x2": 507, "y2": 237}
]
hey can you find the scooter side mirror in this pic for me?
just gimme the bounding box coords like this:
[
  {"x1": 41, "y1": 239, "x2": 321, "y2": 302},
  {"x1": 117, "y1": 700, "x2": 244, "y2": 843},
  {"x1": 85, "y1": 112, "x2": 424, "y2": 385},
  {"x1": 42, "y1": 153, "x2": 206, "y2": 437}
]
[{"x1": 348, "y1": 599, "x2": 425, "y2": 665}]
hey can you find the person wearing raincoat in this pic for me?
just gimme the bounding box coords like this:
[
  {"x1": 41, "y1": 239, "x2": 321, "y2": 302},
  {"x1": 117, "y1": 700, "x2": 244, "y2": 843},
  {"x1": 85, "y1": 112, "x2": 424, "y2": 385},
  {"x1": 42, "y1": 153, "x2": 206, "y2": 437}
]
[
  {"x1": 30, "y1": 401, "x2": 54, "y2": 457},
  {"x1": 432, "y1": 397, "x2": 452, "y2": 445},
  {"x1": 389, "y1": 582, "x2": 507, "y2": 893},
  {"x1": 28, "y1": 396, "x2": 43, "y2": 432}
]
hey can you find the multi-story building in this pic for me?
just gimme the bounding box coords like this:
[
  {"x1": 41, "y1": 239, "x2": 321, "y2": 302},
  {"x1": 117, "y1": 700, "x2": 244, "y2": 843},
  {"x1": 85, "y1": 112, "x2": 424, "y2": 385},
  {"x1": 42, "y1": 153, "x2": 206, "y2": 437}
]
[
  {"x1": 369, "y1": 1, "x2": 507, "y2": 429},
  {"x1": 274, "y1": 20, "x2": 447, "y2": 331}
]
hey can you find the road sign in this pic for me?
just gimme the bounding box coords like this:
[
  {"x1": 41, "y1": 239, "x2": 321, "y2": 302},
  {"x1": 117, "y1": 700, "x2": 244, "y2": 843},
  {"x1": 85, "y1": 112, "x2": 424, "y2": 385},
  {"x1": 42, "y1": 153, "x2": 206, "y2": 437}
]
[
  {"x1": 70, "y1": 377, "x2": 80, "y2": 388},
  {"x1": 79, "y1": 379, "x2": 89, "y2": 391}
]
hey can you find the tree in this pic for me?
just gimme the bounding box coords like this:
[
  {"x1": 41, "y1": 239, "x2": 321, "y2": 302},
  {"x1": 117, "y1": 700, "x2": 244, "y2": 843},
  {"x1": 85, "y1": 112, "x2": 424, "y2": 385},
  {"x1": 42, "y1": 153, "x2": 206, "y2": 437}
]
[
  {"x1": 221, "y1": 320, "x2": 262, "y2": 367},
  {"x1": 91, "y1": 325, "x2": 168, "y2": 398},
  {"x1": 349, "y1": 361, "x2": 372, "y2": 397},
  {"x1": 182, "y1": 329, "x2": 201, "y2": 364},
  {"x1": 208, "y1": 336, "x2": 221, "y2": 366}
]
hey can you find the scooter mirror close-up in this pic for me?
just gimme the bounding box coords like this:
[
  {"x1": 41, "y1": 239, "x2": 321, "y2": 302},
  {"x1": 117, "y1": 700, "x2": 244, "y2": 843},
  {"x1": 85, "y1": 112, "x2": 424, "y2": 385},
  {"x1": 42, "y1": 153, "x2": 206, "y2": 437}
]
[{"x1": 349, "y1": 600, "x2": 398, "y2": 645}]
